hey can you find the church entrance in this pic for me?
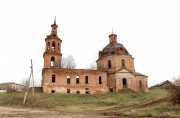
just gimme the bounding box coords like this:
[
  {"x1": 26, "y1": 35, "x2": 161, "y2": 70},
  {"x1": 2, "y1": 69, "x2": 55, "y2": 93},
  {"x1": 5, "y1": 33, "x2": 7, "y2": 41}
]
[{"x1": 122, "y1": 78, "x2": 127, "y2": 88}]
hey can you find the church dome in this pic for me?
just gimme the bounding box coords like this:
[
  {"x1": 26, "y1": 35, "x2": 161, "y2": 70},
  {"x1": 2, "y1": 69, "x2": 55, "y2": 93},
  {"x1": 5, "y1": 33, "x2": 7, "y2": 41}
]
[
  {"x1": 98, "y1": 33, "x2": 130, "y2": 57},
  {"x1": 99, "y1": 42, "x2": 130, "y2": 57}
]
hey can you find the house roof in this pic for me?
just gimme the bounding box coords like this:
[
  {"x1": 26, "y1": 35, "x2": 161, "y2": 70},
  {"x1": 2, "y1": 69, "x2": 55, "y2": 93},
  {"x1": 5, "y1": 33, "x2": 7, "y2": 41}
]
[
  {"x1": 149, "y1": 80, "x2": 172, "y2": 89},
  {"x1": 0, "y1": 82, "x2": 27, "y2": 87}
]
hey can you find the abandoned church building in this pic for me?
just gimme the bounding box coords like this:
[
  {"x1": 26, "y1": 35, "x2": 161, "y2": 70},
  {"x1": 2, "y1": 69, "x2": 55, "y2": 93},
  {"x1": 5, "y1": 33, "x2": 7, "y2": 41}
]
[{"x1": 42, "y1": 20, "x2": 149, "y2": 94}]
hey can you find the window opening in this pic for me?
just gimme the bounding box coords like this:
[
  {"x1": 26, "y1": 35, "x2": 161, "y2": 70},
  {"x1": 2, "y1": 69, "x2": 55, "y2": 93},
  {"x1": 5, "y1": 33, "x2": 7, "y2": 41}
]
[
  {"x1": 108, "y1": 60, "x2": 111, "y2": 68},
  {"x1": 85, "y1": 76, "x2": 88, "y2": 84},
  {"x1": 51, "y1": 90, "x2": 55, "y2": 93},
  {"x1": 58, "y1": 43, "x2": 60, "y2": 51},
  {"x1": 67, "y1": 75, "x2": 70, "y2": 84},
  {"x1": 99, "y1": 76, "x2": 102, "y2": 84},
  {"x1": 122, "y1": 78, "x2": 127, "y2": 88},
  {"x1": 77, "y1": 91, "x2": 80, "y2": 94},
  {"x1": 52, "y1": 74, "x2": 56, "y2": 83},
  {"x1": 109, "y1": 88, "x2": 113, "y2": 92},
  {"x1": 122, "y1": 59, "x2": 125, "y2": 67},
  {"x1": 51, "y1": 56, "x2": 55, "y2": 66},
  {"x1": 67, "y1": 89, "x2": 70, "y2": 94},
  {"x1": 52, "y1": 41, "x2": 55, "y2": 50},
  {"x1": 85, "y1": 88, "x2": 89, "y2": 94},
  {"x1": 139, "y1": 80, "x2": 143, "y2": 87},
  {"x1": 47, "y1": 42, "x2": 50, "y2": 50},
  {"x1": 76, "y1": 75, "x2": 80, "y2": 84}
]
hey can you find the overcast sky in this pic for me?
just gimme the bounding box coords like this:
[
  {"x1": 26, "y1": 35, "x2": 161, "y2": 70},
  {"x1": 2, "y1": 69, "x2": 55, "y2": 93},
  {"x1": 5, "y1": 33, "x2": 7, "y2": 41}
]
[{"x1": 0, "y1": 0, "x2": 180, "y2": 86}]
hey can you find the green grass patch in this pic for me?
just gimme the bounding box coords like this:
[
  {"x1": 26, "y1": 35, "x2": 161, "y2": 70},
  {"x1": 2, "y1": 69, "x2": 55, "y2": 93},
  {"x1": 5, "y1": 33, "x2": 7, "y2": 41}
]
[{"x1": 0, "y1": 89, "x2": 168, "y2": 111}]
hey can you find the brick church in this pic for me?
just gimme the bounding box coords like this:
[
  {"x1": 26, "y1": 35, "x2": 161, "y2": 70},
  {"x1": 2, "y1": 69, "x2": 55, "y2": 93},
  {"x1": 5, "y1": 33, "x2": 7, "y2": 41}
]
[{"x1": 42, "y1": 19, "x2": 148, "y2": 94}]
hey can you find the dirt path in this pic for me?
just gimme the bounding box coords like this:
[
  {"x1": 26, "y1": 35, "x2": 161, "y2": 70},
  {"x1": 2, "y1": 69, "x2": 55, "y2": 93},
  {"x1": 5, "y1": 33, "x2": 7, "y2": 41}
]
[
  {"x1": 0, "y1": 96, "x2": 167, "y2": 118},
  {"x1": 100, "y1": 95, "x2": 167, "y2": 117},
  {"x1": 0, "y1": 106, "x2": 117, "y2": 118}
]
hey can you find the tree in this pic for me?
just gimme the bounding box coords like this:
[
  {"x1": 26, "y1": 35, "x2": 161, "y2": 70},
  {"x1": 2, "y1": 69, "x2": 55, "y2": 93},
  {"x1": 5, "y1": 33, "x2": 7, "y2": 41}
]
[
  {"x1": 21, "y1": 77, "x2": 29, "y2": 86},
  {"x1": 61, "y1": 55, "x2": 76, "y2": 69},
  {"x1": 167, "y1": 77, "x2": 180, "y2": 105},
  {"x1": 89, "y1": 62, "x2": 97, "y2": 70},
  {"x1": 89, "y1": 55, "x2": 97, "y2": 70}
]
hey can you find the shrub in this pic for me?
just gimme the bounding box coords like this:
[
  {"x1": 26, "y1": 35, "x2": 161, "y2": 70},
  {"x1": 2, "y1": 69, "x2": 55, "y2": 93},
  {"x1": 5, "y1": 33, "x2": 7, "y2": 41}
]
[{"x1": 166, "y1": 77, "x2": 180, "y2": 105}]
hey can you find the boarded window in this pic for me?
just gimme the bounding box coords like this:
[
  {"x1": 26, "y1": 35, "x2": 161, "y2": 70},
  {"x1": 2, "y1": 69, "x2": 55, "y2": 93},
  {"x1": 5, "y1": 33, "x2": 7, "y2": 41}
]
[
  {"x1": 67, "y1": 75, "x2": 70, "y2": 84},
  {"x1": 52, "y1": 75, "x2": 56, "y2": 83},
  {"x1": 85, "y1": 76, "x2": 88, "y2": 84},
  {"x1": 76, "y1": 75, "x2": 80, "y2": 84},
  {"x1": 99, "y1": 76, "x2": 102, "y2": 84},
  {"x1": 108, "y1": 60, "x2": 111, "y2": 68},
  {"x1": 67, "y1": 89, "x2": 70, "y2": 94}
]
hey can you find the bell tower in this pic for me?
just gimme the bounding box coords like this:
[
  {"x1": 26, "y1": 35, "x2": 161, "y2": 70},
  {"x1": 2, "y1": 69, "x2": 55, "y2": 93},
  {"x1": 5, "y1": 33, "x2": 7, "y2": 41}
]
[{"x1": 43, "y1": 17, "x2": 62, "y2": 68}]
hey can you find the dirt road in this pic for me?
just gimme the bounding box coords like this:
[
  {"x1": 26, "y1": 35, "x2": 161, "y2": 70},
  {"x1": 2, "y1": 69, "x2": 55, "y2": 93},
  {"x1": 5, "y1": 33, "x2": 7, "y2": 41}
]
[{"x1": 0, "y1": 106, "x2": 117, "y2": 118}]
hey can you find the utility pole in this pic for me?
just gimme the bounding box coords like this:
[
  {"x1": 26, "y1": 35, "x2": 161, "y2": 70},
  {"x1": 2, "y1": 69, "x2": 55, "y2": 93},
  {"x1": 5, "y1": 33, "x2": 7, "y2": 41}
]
[
  {"x1": 23, "y1": 59, "x2": 35, "y2": 105},
  {"x1": 31, "y1": 59, "x2": 35, "y2": 97}
]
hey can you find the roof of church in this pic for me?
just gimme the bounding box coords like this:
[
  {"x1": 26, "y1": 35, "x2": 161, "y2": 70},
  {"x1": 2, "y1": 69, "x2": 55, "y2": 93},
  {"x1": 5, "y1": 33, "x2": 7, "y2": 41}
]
[
  {"x1": 100, "y1": 42, "x2": 130, "y2": 56},
  {"x1": 135, "y1": 72, "x2": 148, "y2": 77}
]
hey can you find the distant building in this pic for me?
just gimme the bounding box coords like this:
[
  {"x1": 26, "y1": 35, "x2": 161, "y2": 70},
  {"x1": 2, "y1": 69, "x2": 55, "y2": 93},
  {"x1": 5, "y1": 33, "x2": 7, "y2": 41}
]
[
  {"x1": 0, "y1": 82, "x2": 27, "y2": 93},
  {"x1": 149, "y1": 80, "x2": 172, "y2": 90},
  {"x1": 42, "y1": 18, "x2": 149, "y2": 94}
]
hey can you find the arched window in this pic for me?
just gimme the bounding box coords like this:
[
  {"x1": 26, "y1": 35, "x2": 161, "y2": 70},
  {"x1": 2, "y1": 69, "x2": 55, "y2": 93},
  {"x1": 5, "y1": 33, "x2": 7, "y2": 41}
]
[
  {"x1": 122, "y1": 78, "x2": 127, "y2": 88},
  {"x1": 85, "y1": 76, "x2": 88, "y2": 84},
  {"x1": 76, "y1": 75, "x2": 80, "y2": 84},
  {"x1": 52, "y1": 41, "x2": 55, "y2": 50},
  {"x1": 51, "y1": 56, "x2": 55, "y2": 66},
  {"x1": 52, "y1": 74, "x2": 56, "y2": 83},
  {"x1": 47, "y1": 42, "x2": 50, "y2": 50},
  {"x1": 99, "y1": 76, "x2": 102, "y2": 84},
  {"x1": 139, "y1": 80, "x2": 143, "y2": 87},
  {"x1": 67, "y1": 75, "x2": 70, "y2": 84},
  {"x1": 122, "y1": 59, "x2": 125, "y2": 67},
  {"x1": 58, "y1": 43, "x2": 60, "y2": 51},
  {"x1": 108, "y1": 60, "x2": 111, "y2": 68}
]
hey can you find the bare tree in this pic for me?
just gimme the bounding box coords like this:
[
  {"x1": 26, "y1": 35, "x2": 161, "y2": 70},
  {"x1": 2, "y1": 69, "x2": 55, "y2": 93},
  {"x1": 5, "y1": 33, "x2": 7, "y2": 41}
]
[
  {"x1": 89, "y1": 55, "x2": 97, "y2": 70},
  {"x1": 167, "y1": 77, "x2": 180, "y2": 105},
  {"x1": 61, "y1": 55, "x2": 76, "y2": 69},
  {"x1": 89, "y1": 62, "x2": 97, "y2": 70},
  {"x1": 21, "y1": 77, "x2": 29, "y2": 86}
]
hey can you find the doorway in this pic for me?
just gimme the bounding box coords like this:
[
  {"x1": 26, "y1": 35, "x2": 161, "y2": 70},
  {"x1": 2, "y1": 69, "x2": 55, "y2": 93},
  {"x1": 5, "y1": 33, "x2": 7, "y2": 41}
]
[{"x1": 122, "y1": 78, "x2": 127, "y2": 88}]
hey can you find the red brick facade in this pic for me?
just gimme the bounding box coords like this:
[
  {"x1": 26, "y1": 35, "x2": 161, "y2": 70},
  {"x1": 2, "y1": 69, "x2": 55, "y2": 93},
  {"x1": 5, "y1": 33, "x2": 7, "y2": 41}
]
[{"x1": 42, "y1": 20, "x2": 148, "y2": 94}]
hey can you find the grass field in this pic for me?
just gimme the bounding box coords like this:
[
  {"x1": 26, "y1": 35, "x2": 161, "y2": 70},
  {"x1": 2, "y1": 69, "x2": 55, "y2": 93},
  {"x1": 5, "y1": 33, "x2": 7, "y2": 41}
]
[
  {"x1": 0, "y1": 89, "x2": 166, "y2": 110},
  {"x1": 0, "y1": 89, "x2": 179, "y2": 117},
  {"x1": 118, "y1": 101, "x2": 180, "y2": 118}
]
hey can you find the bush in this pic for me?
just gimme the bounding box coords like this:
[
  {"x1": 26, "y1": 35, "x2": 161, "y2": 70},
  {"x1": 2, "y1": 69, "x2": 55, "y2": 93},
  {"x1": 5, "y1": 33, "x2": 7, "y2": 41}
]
[{"x1": 166, "y1": 77, "x2": 180, "y2": 105}]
